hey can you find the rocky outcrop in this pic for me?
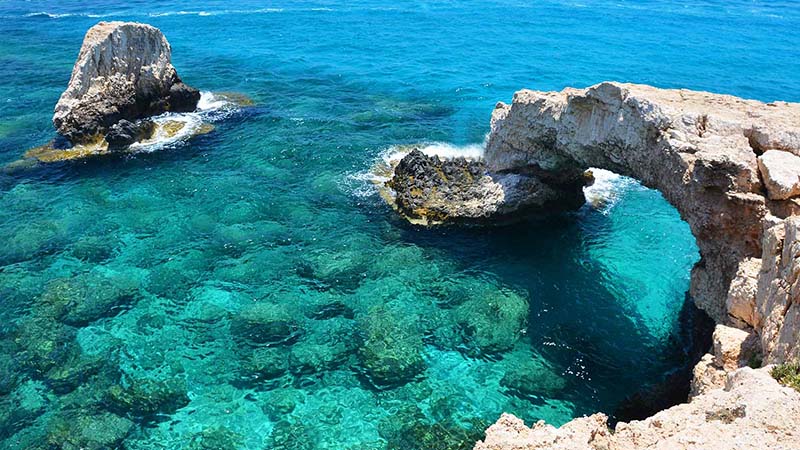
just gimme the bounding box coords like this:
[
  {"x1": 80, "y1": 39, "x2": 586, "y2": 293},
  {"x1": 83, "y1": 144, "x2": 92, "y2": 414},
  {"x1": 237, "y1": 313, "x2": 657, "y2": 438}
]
[
  {"x1": 406, "y1": 83, "x2": 800, "y2": 449},
  {"x1": 105, "y1": 119, "x2": 156, "y2": 149},
  {"x1": 484, "y1": 82, "x2": 800, "y2": 324},
  {"x1": 475, "y1": 367, "x2": 800, "y2": 450},
  {"x1": 53, "y1": 21, "x2": 200, "y2": 145},
  {"x1": 385, "y1": 149, "x2": 582, "y2": 224}
]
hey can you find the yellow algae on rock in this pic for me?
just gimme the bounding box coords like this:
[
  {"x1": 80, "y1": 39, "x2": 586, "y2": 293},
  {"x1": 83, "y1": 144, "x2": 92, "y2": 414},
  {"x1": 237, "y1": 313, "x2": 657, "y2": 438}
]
[
  {"x1": 24, "y1": 138, "x2": 109, "y2": 163},
  {"x1": 215, "y1": 92, "x2": 255, "y2": 107},
  {"x1": 161, "y1": 120, "x2": 187, "y2": 138}
]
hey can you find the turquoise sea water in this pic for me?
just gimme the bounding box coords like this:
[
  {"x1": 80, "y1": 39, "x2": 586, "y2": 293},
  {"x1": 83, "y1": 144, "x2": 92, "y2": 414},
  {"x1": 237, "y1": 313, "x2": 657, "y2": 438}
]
[{"x1": 1, "y1": 1, "x2": 799, "y2": 449}]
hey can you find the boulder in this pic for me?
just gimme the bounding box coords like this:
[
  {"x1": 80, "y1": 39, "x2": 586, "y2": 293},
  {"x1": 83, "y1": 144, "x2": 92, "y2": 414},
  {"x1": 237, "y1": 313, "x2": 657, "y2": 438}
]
[
  {"x1": 43, "y1": 411, "x2": 133, "y2": 450},
  {"x1": 105, "y1": 376, "x2": 190, "y2": 419},
  {"x1": 453, "y1": 286, "x2": 529, "y2": 356},
  {"x1": 53, "y1": 21, "x2": 200, "y2": 144},
  {"x1": 712, "y1": 324, "x2": 759, "y2": 371},
  {"x1": 357, "y1": 306, "x2": 426, "y2": 387},
  {"x1": 230, "y1": 302, "x2": 303, "y2": 346},
  {"x1": 385, "y1": 149, "x2": 582, "y2": 225},
  {"x1": 105, "y1": 119, "x2": 155, "y2": 150},
  {"x1": 757, "y1": 150, "x2": 800, "y2": 200},
  {"x1": 245, "y1": 347, "x2": 289, "y2": 380}
]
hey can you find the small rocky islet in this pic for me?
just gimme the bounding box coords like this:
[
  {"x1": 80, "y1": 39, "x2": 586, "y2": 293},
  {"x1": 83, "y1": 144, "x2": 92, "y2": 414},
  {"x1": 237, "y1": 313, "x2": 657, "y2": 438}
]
[
  {"x1": 2, "y1": 15, "x2": 800, "y2": 450},
  {"x1": 14, "y1": 21, "x2": 248, "y2": 167}
]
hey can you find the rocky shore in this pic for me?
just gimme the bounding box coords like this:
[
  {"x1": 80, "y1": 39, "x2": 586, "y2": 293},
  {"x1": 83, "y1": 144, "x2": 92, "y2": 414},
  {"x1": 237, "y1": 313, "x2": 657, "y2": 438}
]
[{"x1": 384, "y1": 82, "x2": 800, "y2": 448}]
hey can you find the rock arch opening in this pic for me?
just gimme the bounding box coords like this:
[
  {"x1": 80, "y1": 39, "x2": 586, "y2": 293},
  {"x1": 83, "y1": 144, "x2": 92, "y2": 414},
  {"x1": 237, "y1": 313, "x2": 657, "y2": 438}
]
[{"x1": 484, "y1": 82, "x2": 800, "y2": 333}]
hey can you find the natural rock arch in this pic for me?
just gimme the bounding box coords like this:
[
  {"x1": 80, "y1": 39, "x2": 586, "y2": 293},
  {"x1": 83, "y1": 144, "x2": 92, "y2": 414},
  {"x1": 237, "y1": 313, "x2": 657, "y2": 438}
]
[{"x1": 484, "y1": 82, "x2": 800, "y2": 330}]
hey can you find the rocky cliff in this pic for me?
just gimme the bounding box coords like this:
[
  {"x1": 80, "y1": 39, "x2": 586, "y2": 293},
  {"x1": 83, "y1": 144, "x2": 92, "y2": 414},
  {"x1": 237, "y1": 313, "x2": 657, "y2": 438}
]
[
  {"x1": 383, "y1": 82, "x2": 800, "y2": 448},
  {"x1": 53, "y1": 21, "x2": 200, "y2": 145},
  {"x1": 476, "y1": 83, "x2": 800, "y2": 449}
]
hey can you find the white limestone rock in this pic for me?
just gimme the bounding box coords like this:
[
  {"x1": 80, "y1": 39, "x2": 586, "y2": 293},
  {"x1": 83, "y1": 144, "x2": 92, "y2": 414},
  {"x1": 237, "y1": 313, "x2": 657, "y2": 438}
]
[
  {"x1": 53, "y1": 21, "x2": 200, "y2": 144},
  {"x1": 758, "y1": 150, "x2": 800, "y2": 200},
  {"x1": 476, "y1": 367, "x2": 800, "y2": 450}
]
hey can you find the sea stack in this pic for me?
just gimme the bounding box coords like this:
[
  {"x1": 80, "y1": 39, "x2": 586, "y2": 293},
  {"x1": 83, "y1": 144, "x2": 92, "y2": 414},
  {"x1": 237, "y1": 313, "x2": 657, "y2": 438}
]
[{"x1": 52, "y1": 21, "x2": 200, "y2": 146}]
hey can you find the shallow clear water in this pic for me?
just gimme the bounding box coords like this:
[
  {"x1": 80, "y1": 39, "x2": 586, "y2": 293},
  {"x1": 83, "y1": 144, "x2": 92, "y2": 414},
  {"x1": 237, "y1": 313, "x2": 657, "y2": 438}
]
[{"x1": 0, "y1": 1, "x2": 798, "y2": 448}]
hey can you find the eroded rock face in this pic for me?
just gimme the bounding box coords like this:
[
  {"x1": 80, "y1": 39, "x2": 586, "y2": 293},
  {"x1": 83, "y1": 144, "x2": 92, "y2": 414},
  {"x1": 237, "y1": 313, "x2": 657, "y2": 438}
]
[
  {"x1": 53, "y1": 21, "x2": 200, "y2": 144},
  {"x1": 465, "y1": 83, "x2": 800, "y2": 449},
  {"x1": 385, "y1": 149, "x2": 582, "y2": 225},
  {"x1": 485, "y1": 82, "x2": 800, "y2": 323},
  {"x1": 476, "y1": 367, "x2": 800, "y2": 450}
]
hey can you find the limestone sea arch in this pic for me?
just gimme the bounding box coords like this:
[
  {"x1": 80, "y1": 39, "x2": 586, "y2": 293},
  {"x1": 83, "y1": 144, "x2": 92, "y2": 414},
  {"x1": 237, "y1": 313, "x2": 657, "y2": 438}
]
[{"x1": 383, "y1": 82, "x2": 800, "y2": 447}]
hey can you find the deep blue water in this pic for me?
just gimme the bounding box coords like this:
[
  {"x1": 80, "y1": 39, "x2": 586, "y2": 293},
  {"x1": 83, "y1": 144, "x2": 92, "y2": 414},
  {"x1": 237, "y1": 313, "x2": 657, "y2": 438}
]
[{"x1": 0, "y1": 1, "x2": 798, "y2": 449}]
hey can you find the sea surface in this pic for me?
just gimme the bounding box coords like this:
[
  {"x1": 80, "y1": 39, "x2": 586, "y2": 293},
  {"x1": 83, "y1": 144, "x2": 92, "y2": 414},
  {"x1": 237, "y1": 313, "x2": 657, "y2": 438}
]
[{"x1": 1, "y1": 1, "x2": 798, "y2": 449}]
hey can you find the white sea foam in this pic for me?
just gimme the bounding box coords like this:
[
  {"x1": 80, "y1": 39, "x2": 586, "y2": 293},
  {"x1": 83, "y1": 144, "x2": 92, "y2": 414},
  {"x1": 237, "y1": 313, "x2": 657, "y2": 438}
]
[
  {"x1": 24, "y1": 11, "x2": 102, "y2": 18},
  {"x1": 128, "y1": 92, "x2": 238, "y2": 153},
  {"x1": 344, "y1": 142, "x2": 485, "y2": 199},
  {"x1": 381, "y1": 142, "x2": 484, "y2": 166},
  {"x1": 148, "y1": 8, "x2": 284, "y2": 17},
  {"x1": 583, "y1": 168, "x2": 637, "y2": 212}
]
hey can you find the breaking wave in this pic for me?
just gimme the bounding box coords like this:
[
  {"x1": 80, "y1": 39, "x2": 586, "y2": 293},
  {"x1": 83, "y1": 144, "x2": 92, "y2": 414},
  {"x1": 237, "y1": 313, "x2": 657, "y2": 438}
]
[
  {"x1": 583, "y1": 168, "x2": 640, "y2": 212},
  {"x1": 127, "y1": 92, "x2": 241, "y2": 153},
  {"x1": 343, "y1": 142, "x2": 484, "y2": 199}
]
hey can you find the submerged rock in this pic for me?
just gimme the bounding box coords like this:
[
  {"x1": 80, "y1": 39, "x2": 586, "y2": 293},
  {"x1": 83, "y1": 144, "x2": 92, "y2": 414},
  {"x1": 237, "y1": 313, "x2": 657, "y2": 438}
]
[
  {"x1": 245, "y1": 347, "x2": 290, "y2": 380},
  {"x1": 357, "y1": 306, "x2": 426, "y2": 387},
  {"x1": 380, "y1": 404, "x2": 491, "y2": 450},
  {"x1": 105, "y1": 376, "x2": 190, "y2": 419},
  {"x1": 499, "y1": 350, "x2": 566, "y2": 400},
  {"x1": 13, "y1": 316, "x2": 79, "y2": 376},
  {"x1": 187, "y1": 427, "x2": 243, "y2": 450},
  {"x1": 453, "y1": 286, "x2": 529, "y2": 356},
  {"x1": 231, "y1": 302, "x2": 303, "y2": 345},
  {"x1": 40, "y1": 410, "x2": 134, "y2": 450},
  {"x1": 53, "y1": 21, "x2": 200, "y2": 144},
  {"x1": 289, "y1": 318, "x2": 357, "y2": 375},
  {"x1": 38, "y1": 273, "x2": 140, "y2": 327}
]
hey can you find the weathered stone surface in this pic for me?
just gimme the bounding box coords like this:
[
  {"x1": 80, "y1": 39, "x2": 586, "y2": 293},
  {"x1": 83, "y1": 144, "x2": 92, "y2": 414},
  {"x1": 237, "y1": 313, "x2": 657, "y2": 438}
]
[
  {"x1": 53, "y1": 21, "x2": 200, "y2": 144},
  {"x1": 475, "y1": 367, "x2": 800, "y2": 450},
  {"x1": 466, "y1": 83, "x2": 800, "y2": 449},
  {"x1": 725, "y1": 258, "x2": 761, "y2": 327},
  {"x1": 757, "y1": 216, "x2": 800, "y2": 364},
  {"x1": 690, "y1": 353, "x2": 726, "y2": 398},
  {"x1": 712, "y1": 325, "x2": 759, "y2": 371},
  {"x1": 758, "y1": 150, "x2": 800, "y2": 200},
  {"x1": 385, "y1": 149, "x2": 581, "y2": 225}
]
